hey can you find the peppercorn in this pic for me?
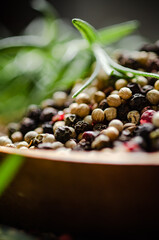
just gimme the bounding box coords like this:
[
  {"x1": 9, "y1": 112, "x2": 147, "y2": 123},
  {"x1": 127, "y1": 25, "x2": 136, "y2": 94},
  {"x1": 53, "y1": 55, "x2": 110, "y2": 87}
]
[
  {"x1": 41, "y1": 99, "x2": 56, "y2": 109},
  {"x1": 42, "y1": 123, "x2": 53, "y2": 134},
  {"x1": 26, "y1": 104, "x2": 41, "y2": 122},
  {"x1": 54, "y1": 126, "x2": 72, "y2": 143},
  {"x1": 129, "y1": 93, "x2": 149, "y2": 111},
  {"x1": 38, "y1": 142, "x2": 54, "y2": 150},
  {"x1": 65, "y1": 139, "x2": 77, "y2": 149},
  {"x1": 127, "y1": 83, "x2": 141, "y2": 94},
  {"x1": 24, "y1": 131, "x2": 38, "y2": 144},
  {"x1": 42, "y1": 134, "x2": 55, "y2": 143},
  {"x1": 152, "y1": 111, "x2": 159, "y2": 127},
  {"x1": 76, "y1": 103, "x2": 90, "y2": 118},
  {"x1": 53, "y1": 91, "x2": 67, "y2": 107},
  {"x1": 75, "y1": 93, "x2": 90, "y2": 104},
  {"x1": 107, "y1": 94, "x2": 121, "y2": 107},
  {"x1": 104, "y1": 107, "x2": 117, "y2": 121},
  {"x1": 92, "y1": 108, "x2": 105, "y2": 122},
  {"x1": 0, "y1": 136, "x2": 12, "y2": 146},
  {"x1": 31, "y1": 134, "x2": 44, "y2": 147},
  {"x1": 65, "y1": 114, "x2": 80, "y2": 127},
  {"x1": 154, "y1": 80, "x2": 159, "y2": 90},
  {"x1": 146, "y1": 89, "x2": 159, "y2": 105},
  {"x1": 40, "y1": 107, "x2": 57, "y2": 122},
  {"x1": 7, "y1": 122, "x2": 20, "y2": 137},
  {"x1": 82, "y1": 131, "x2": 99, "y2": 142},
  {"x1": 69, "y1": 103, "x2": 79, "y2": 114},
  {"x1": 78, "y1": 139, "x2": 92, "y2": 151},
  {"x1": 91, "y1": 135, "x2": 110, "y2": 150},
  {"x1": 118, "y1": 87, "x2": 132, "y2": 100},
  {"x1": 20, "y1": 117, "x2": 36, "y2": 136},
  {"x1": 132, "y1": 76, "x2": 148, "y2": 87},
  {"x1": 94, "y1": 91, "x2": 105, "y2": 103},
  {"x1": 83, "y1": 115, "x2": 93, "y2": 125},
  {"x1": 16, "y1": 141, "x2": 29, "y2": 149},
  {"x1": 115, "y1": 79, "x2": 128, "y2": 90},
  {"x1": 93, "y1": 123, "x2": 107, "y2": 131},
  {"x1": 117, "y1": 103, "x2": 130, "y2": 120},
  {"x1": 141, "y1": 85, "x2": 153, "y2": 94},
  {"x1": 53, "y1": 121, "x2": 65, "y2": 133},
  {"x1": 140, "y1": 110, "x2": 156, "y2": 124},
  {"x1": 52, "y1": 141, "x2": 64, "y2": 149},
  {"x1": 74, "y1": 120, "x2": 92, "y2": 134},
  {"x1": 98, "y1": 99, "x2": 109, "y2": 110},
  {"x1": 11, "y1": 131, "x2": 23, "y2": 143},
  {"x1": 109, "y1": 119, "x2": 123, "y2": 132},
  {"x1": 127, "y1": 110, "x2": 140, "y2": 124},
  {"x1": 101, "y1": 127, "x2": 119, "y2": 141}
]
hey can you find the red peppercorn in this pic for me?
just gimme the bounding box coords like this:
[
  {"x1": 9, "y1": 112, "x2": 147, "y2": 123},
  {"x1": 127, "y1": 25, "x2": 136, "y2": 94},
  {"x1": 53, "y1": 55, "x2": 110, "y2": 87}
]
[
  {"x1": 52, "y1": 111, "x2": 64, "y2": 123},
  {"x1": 140, "y1": 110, "x2": 156, "y2": 124},
  {"x1": 123, "y1": 141, "x2": 140, "y2": 152}
]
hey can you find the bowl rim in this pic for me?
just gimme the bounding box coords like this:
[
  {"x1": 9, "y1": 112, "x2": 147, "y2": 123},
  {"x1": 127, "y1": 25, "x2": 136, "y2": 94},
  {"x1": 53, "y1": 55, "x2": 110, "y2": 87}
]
[{"x1": 0, "y1": 146, "x2": 159, "y2": 166}]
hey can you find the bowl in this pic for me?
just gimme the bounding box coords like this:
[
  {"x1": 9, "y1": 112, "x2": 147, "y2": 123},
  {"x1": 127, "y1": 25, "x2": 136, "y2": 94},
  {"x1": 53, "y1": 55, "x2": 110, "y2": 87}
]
[{"x1": 0, "y1": 147, "x2": 159, "y2": 238}]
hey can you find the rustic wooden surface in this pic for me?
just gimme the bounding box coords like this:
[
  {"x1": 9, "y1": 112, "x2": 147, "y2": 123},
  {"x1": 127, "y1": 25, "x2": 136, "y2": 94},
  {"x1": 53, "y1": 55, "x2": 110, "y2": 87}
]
[{"x1": 0, "y1": 147, "x2": 159, "y2": 238}]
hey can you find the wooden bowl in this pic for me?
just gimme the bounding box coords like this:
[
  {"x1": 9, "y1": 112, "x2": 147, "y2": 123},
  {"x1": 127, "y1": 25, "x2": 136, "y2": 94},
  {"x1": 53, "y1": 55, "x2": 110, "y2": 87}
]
[{"x1": 0, "y1": 147, "x2": 159, "y2": 238}]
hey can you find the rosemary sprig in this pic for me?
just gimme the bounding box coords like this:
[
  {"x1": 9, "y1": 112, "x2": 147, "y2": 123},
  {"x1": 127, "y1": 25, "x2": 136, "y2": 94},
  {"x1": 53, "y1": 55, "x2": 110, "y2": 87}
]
[{"x1": 72, "y1": 18, "x2": 159, "y2": 97}]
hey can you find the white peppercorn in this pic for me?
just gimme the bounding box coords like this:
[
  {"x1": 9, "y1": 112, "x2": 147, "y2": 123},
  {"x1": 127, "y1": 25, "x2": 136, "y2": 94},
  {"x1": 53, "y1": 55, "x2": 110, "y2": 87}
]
[
  {"x1": 65, "y1": 139, "x2": 77, "y2": 149},
  {"x1": 109, "y1": 119, "x2": 123, "y2": 132},
  {"x1": 69, "y1": 103, "x2": 79, "y2": 114},
  {"x1": 94, "y1": 91, "x2": 105, "y2": 103},
  {"x1": 104, "y1": 107, "x2": 117, "y2": 121},
  {"x1": 42, "y1": 134, "x2": 55, "y2": 143},
  {"x1": 118, "y1": 87, "x2": 132, "y2": 100},
  {"x1": 34, "y1": 127, "x2": 43, "y2": 134},
  {"x1": 146, "y1": 89, "x2": 159, "y2": 105},
  {"x1": 132, "y1": 76, "x2": 148, "y2": 86},
  {"x1": 6, "y1": 143, "x2": 16, "y2": 148},
  {"x1": 75, "y1": 93, "x2": 90, "y2": 104},
  {"x1": 11, "y1": 131, "x2": 23, "y2": 143},
  {"x1": 53, "y1": 91, "x2": 67, "y2": 107},
  {"x1": 127, "y1": 111, "x2": 140, "y2": 124},
  {"x1": 107, "y1": 94, "x2": 121, "y2": 107},
  {"x1": 0, "y1": 136, "x2": 12, "y2": 146},
  {"x1": 24, "y1": 131, "x2": 38, "y2": 144},
  {"x1": 16, "y1": 141, "x2": 29, "y2": 149},
  {"x1": 101, "y1": 127, "x2": 119, "y2": 141},
  {"x1": 91, "y1": 134, "x2": 110, "y2": 150},
  {"x1": 76, "y1": 103, "x2": 90, "y2": 118},
  {"x1": 84, "y1": 115, "x2": 93, "y2": 125},
  {"x1": 154, "y1": 80, "x2": 159, "y2": 90},
  {"x1": 51, "y1": 141, "x2": 64, "y2": 149},
  {"x1": 110, "y1": 90, "x2": 119, "y2": 95},
  {"x1": 92, "y1": 108, "x2": 105, "y2": 122},
  {"x1": 152, "y1": 112, "x2": 159, "y2": 127},
  {"x1": 115, "y1": 79, "x2": 128, "y2": 90}
]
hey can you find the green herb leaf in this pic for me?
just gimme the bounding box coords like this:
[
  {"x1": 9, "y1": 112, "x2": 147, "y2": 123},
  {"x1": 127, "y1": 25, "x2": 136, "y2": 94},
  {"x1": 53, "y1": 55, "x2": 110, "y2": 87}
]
[
  {"x1": 0, "y1": 155, "x2": 24, "y2": 196},
  {"x1": 72, "y1": 18, "x2": 98, "y2": 45},
  {"x1": 99, "y1": 20, "x2": 139, "y2": 45}
]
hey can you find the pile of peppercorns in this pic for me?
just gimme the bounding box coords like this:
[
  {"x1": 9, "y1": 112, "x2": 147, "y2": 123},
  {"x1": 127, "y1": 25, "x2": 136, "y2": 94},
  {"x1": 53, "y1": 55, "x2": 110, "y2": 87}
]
[{"x1": 1, "y1": 41, "x2": 159, "y2": 153}]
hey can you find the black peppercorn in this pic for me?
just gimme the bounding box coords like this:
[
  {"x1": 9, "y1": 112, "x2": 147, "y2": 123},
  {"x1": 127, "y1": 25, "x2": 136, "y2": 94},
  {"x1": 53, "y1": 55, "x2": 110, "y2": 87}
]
[
  {"x1": 129, "y1": 93, "x2": 150, "y2": 111},
  {"x1": 98, "y1": 99, "x2": 109, "y2": 110},
  {"x1": 7, "y1": 122, "x2": 20, "y2": 137},
  {"x1": 73, "y1": 139, "x2": 91, "y2": 151},
  {"x1": 20, "y1": 118, "x2": 36, "y2": 136},
  {"x1": 74, "y1": 121, "x2": 92, "y2": 134},
  {"x1": 127, "y1": 83, "x2": 141, "y2": 94},
  {"x1": 42, "y1": 123, "x2": 53, "y2": 134},
  {"x1": 141, "y1": 85, "x2": 153, "y2": 95},
  {"x1": 65, "y1": 114, "x2": 81, "y2": 127},
  {"x1": 40, "y1": 107, "x2": 57, "y2": 122},
  {"x1": 26, "y1": 104, "x2": 41, "y2": 122},
  {"x1": 55, "y1": 126, "x2": 72, "y2": 143},
  {"x1": 93, "y1": 123, "x2": 107, "y2": 131},
  {"x1": 117, "y1": 103, "x2": 130, "y2": 121}
]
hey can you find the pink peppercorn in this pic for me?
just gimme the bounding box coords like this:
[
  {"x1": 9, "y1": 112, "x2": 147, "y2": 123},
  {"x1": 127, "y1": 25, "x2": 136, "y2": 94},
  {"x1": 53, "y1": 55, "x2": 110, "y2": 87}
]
[
  {"x1": 140, "y1": 110, "x2": 156, "y2": 124},
  {"x1": 52, "y1": 111, "x2": 64, "y2": 123},
  {"x1": 123, "y1": 141, "x2": 140, "y2": 152}
]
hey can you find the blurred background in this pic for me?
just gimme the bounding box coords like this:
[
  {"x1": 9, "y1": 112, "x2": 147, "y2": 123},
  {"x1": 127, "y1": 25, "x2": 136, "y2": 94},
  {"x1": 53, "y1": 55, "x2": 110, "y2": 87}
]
[
  {"x1": 0, "y1": 0, "x2": 159, "y2": 40},
  {"x1": 0, "y1": 0, "x2": 159, "y2": 124}
]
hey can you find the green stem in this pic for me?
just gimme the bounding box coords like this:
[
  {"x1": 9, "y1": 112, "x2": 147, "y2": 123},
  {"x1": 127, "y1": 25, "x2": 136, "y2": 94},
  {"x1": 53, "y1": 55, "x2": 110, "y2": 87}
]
[{"x1": 72, "y1": 58, "x2": 101, "y2": 98}]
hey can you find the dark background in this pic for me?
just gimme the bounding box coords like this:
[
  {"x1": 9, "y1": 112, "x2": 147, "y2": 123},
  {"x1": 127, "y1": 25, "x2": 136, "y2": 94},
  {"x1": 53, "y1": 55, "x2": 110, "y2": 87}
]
[{"x1": 0, "y1": 0, "x2": 159, "y2": 41}]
